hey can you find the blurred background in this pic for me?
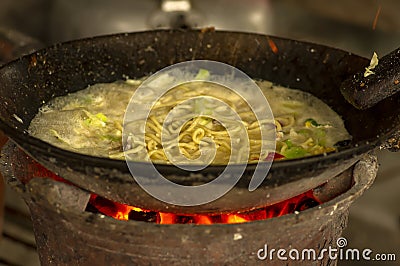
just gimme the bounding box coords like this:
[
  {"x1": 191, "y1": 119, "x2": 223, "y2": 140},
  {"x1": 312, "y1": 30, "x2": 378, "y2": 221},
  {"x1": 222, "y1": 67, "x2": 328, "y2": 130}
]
[{"x1": 0, "y1": 0, "x2": 399, "y2": 265}]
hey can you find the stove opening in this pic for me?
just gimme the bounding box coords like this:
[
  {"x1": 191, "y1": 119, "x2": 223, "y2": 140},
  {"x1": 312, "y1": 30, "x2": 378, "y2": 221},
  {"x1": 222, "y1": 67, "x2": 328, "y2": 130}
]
[
  {"x1": 20, "y1": 150, "x2": 328, "y2": 225},
  {"x1": 85, "y1": 190, "x2": 320, "y2": 225}
]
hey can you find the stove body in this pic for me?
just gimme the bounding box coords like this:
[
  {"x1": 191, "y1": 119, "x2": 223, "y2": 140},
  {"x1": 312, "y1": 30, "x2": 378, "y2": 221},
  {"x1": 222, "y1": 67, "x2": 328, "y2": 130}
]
[{"x1": 1, "y1": 142, "x2": 377, "y2": 265}]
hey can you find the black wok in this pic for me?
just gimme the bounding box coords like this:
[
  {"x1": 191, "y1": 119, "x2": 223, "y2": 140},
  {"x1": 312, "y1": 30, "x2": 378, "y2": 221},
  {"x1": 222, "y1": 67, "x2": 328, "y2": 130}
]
[{"x1": 0, "y1": 30, "x2": 399, "y2": 214}]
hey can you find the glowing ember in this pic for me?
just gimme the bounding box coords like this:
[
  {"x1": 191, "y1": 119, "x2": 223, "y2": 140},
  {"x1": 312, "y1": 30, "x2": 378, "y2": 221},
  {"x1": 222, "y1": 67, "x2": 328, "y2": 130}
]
[
  {"x1": 87, "y1": 190, "x2": 320, "y2": 225},
  {"x1": 267, "y1": 37, "x2": 279, "y2": 54},
  {"x1": 372, "y1": 5, "x2": 382, "y2": 30}
]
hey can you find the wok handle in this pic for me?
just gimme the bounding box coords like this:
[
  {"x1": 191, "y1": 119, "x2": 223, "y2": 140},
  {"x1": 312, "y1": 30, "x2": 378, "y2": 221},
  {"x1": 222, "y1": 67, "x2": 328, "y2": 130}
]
[{"x1": 340, "y1": 48, "x2": 400, "y2": 110}]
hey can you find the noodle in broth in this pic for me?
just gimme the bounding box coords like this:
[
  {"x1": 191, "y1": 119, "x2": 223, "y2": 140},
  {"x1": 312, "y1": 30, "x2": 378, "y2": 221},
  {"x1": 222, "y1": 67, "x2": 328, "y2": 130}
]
[{"x1": 28, "y1": 75, "x2": 350, "y2": 164}]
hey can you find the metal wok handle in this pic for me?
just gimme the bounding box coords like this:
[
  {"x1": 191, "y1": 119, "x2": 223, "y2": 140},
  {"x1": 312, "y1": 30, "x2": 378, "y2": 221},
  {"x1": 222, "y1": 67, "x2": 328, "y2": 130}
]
[
  {"x1": 340, "y1": 47, "x2": 400, "y2": 110},
  {"x1": 340, "y1": 47, "x2": 400, "y2": 152}
]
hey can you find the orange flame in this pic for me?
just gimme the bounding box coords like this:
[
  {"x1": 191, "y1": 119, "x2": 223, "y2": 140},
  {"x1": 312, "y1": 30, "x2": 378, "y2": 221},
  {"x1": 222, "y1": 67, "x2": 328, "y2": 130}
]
[
  {"x1": 88, "y1": 190, "x2": 319, "y2": 225},
  {"x1": 224, "y1": 214, "x2": 248, "y2": 224}
]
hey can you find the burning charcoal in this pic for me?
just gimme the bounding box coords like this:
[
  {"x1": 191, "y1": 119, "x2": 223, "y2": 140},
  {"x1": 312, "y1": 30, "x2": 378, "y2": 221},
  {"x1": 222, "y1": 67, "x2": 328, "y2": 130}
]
[
  {"x1": 128, "y1": 210, "x2": 159, "y2": 222},
  {"x1": 85, "y1": 203, "x2": 99, "y2": 214},
  {"x1": 295, "y1": 199, "x2": 319, "y2": 212},
  {"x1": 177, "y1": 216, "x2": 197, "y2": 224},
  {"x1": 90, "y1": 195, "x2": 119, "y2": 217}
]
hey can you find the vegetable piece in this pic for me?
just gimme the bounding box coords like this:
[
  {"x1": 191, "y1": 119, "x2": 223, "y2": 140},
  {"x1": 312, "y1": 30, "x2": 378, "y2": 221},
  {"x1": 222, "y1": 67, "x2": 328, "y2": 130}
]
[
  {"x1": 198, "y1": 117, "x2": 211, "y2": 126},
  {"x1": 284, "y1": 139, "x2": 293, "y2": 148},
  {"x1": 364, "y1": 52, "x2": 378, "y2": 77},
  {"x1": 102, "y1": 134, "x2": 121, "y2": 142},
  {"x1": 82, "y1": 111, "x2": 108, "y2": 127},
  {"x1": 49, "y1": 129, "x2": 70, "y2": 145},
  {"x1": 282, "y1": 146, "x2": 308, "y2": 159},
  {"x1": 272, "y1": 152, "x2": 285, "y2": 160},
  {"x1": 304, "y1": 118, "x2": 331, "y2": 128},
  {"x1": 261, "y1": 152, "x2": 285, "y2": 161},
  {"x1": 304, "y1": 118, "x2": 320, "y2": 127},
  {"x1": 314, "y1": 128, "x2": 327, "y2": 146},
  {"x1": 95, "y1": 113, "x2": 108, "y2": 122},
  {"x1": 195, "y1": 69, "x2": 210, "y2": 80}
]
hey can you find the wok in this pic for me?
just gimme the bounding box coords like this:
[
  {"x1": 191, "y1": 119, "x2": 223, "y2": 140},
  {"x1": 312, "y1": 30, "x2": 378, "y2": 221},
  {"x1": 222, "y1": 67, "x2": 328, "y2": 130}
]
[{"x1": 0, "y1": 30, "x2": 399, "y2": 214}]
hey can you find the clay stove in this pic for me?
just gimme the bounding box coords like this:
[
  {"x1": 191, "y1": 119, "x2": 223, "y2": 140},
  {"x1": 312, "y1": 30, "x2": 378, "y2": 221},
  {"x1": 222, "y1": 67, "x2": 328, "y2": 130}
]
[{"x1": 1, "y1": 141, "x2": 377, "y2": 266}]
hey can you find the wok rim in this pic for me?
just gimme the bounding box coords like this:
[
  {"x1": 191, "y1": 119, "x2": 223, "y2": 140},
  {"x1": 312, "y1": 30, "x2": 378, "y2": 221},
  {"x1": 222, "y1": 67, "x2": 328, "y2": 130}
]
[{"x1": 0, "y1": 29, "x2": 385, "y2": 176}]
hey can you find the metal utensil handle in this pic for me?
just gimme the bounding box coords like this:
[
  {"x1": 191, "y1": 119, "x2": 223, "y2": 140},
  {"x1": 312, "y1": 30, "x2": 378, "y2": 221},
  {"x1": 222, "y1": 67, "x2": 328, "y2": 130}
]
[{"x1": 340, "y1": 48, "x2": 400, "y2": 110}]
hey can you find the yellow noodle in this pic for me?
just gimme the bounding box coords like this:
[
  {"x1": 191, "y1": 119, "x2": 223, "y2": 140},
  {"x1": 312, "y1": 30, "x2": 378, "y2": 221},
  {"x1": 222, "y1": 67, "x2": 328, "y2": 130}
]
[
  {"x1": 180, "y1": 148, "x2": 201, "y2": 159},
  {"x1": 300, "y1": 137, "x2": 314, "y2": 149},
  {"x1": 274, "y1": 120, "x2": 282, "y2": 131},
  {"x1": 166, "y1": 123, "x2": 182, "y2": 134},
  {"x1": 152, "y1": 100, "x2": 185, "y2": 110},
  {"x1": 213, "y1": 139, "x2": 231, "y2": 150},
  {"x1": 149, "y1": 116, "x2": 163, "y2": 130},
  {"x1": 147, "y1": 139, "x2": 158, "y2": 151},
  {"x1": 29, "y1": 79, "x2": 348, "y2": 164},
  {"x1": 109, "y1": 144, "x2": 145, "y2": 159},
  {"x1": 147, "y1": 149, "x2": 166, "y2": 158},
  {"x1": 178, "y1": 146, "x2": 196, "y2": 159},
  {"x1": 179, "y1": 142, "x2": 199, "y2": 150},
  {"x1": 247, "y1": 121, "x2": 260, "y2": 130},
  {"x1": 146, "y1": 122, "x2": 162, "y2": 135},
  {"x1": 192, "y1": 128, "x2": 205, "y2": 144},
  {"x1": 276, "y1": 114, "x2": 295, "y2": 128},
  {"x1": 280, "y1": 142, "x2": 288, "y2": 154},
  {"x1": 145, "y1": 133, "x2": 161, "y2": 144},
  {"x1": 184, "y1": 117, "x2": 202, "y2": 132},
  {"x1": 202, "y1": 127, "x2": 230, "y2": 136}
]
